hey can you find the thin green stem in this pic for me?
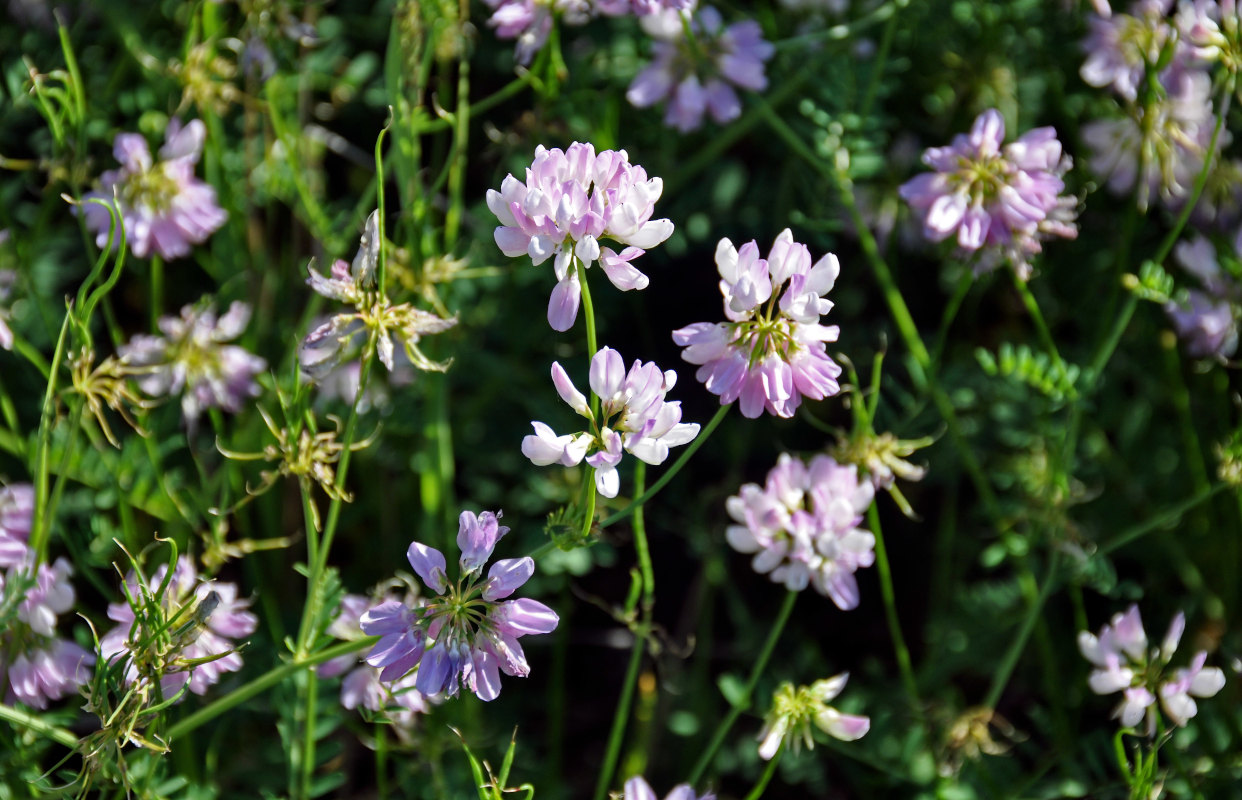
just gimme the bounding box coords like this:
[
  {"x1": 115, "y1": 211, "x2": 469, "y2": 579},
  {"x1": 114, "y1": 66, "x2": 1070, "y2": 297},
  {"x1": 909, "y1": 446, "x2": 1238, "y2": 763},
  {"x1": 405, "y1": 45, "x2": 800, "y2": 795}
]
[
  {"x1": 983, "y1": 553, "x2": 1058, "y2": 710},
  {"x1": 858, "y1": 0, "x2": 900, "y2": 119},
  {"x1": 29, "y1": 311, "x2": 71, "y2": 565},
  {"x1": 744, "y1": 747, "x2": 783, "y2": 800},
  {"x1": 601, "y1": 404, "x2": 731, "y2": 529},
  {"x1": 579, "y1": 262, "x2": 600, "y2": 418},
  {"x1": 0, "y1": 703, "x2": 78, "y2": 748},
  {"x1": 1011, "y1": 270, "x2": 1068, "y2": 382},
  {"x1": 1100, "y1": 483, "x2": 1227, "y2": 555},
  {"x1": 149, "y1": 255, "x2": 164, "y2": 332},
  {"x1": 929, "y1": 270, "x2": 974, "y2": 370},
  {"x1": 866, "y1": 504, "x2": 920, "y2": 711},
  {"x1": 686, "y1": 589, "x2": 798, "y2": 786},
  {"x1": 299, "y1": 667, "x2": 319, "y2": 799},
  {"x1": 165, "y1": 636, "x2": 378, "y2": 742}
]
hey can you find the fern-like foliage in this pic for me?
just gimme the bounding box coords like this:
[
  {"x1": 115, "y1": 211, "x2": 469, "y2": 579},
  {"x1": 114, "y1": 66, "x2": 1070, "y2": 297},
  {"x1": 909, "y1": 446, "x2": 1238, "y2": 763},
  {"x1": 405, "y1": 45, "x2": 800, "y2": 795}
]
[{"x1": 976, "y1": 343, "x2": 1080, "y2": 402}]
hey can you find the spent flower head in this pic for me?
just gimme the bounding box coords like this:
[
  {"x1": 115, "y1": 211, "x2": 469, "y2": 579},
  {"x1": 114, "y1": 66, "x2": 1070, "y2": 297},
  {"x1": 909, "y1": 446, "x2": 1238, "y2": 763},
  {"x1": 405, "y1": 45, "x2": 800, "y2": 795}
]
[
  {"x1": 361, "y1": 510, "x2": 559, "y2": 701},
  {"x1": 831, "y1": 429, "x2": 933, "y2": 519},
  {"x1": 757, "y1": 673, "x2": 870, "y2": 760},
  {"x1": 673, "y1": 229, "x2": 843, "y2": 418},
  {"x1": 82, "y1": 119, "x2": 227, "y2": 260},
  {"x1": 301, "y1": 211, "x2": 457, "y2": 379},
  {"x1": 627, "y1": 5, "x2": 774, "y2": 132},
  {"x1": 522, "y1": 346, "x2": 700, "y2": 498},
  {"x1": 489, "y1": 142, "x2": 674, "y2": 331},
  {"x1": 119, "y1": 299, "x2": 266, "y2": 426},
  {"x1": 1078, "y1": 604, "x2": 1225, "y2": 732},
  {"x1": 726, "y1": 453, "x2": 875, "y2": 609},
  {"x1": 899, "y1": 109, "x2": 1077, "y2": 278}
]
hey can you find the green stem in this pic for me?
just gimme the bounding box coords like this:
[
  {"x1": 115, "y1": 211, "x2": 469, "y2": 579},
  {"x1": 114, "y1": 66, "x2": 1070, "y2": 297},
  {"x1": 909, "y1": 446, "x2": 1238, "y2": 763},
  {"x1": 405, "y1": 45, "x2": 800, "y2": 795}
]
[
  {"x1": 0, "y1": 703, "x2": 78, "y2": 748},
  {"x1": 983, "y1": 554, "x2": 1058, "y2": 710},
  {"x1": 866, "y1": 504, "x2": 921, "y2": 712},
  {"x1": 686, "y1": 589, "x2": 798, "y2": 786},
  {"x1": 601, "y1": 404, "x2": 731, "y2": 529},
  {"x1": 858, "y1": 0, "x2": 900, "y2": 120},
  {"x1": 929, "y1": 270, "x2": 974, "y2": 370},
  {"x1": 299, "y1": 667, "x2": 319, "y2": 799},
  {"x1": 1100, "y1": 483, "x2": 1227, "y2": 555},
  {"x1": 1011, "y1": 270, "x2": 1068, "y2": 384},
  {"x1": 165, "y1": 636, "x2": 378, "y2": 742},
  {"x1": 579, "y1": 261, "x2": 600, "y2": 418},
  {"x1": 29, "y1": 311, "x2": 71, "y2": 565},
  {"x1": 149, "y1": 255, "x2": 164, "y2": 332},
  {"x1": 744, "y1": 747, "x2": 784, "y2": 800}
]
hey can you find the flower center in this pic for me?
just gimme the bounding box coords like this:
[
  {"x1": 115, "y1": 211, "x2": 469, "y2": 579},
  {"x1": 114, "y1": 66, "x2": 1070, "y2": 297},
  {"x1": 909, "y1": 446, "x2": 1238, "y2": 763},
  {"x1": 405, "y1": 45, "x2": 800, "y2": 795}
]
[{"x1": 123, "y1": 164, "x2": 181, "y2": 214}]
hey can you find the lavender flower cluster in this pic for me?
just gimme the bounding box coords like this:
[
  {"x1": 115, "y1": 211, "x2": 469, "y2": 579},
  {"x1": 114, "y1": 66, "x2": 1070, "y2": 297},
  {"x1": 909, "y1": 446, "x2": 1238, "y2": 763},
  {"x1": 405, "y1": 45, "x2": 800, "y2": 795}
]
[{"x1": 482, "y1": 0, "x2": 692, "y2": 65}]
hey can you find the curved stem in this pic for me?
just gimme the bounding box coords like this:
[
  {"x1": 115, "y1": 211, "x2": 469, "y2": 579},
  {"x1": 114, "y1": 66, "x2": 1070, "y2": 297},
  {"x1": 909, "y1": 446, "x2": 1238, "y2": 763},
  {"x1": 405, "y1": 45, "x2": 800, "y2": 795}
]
[
  {"x1": 0, "y1": 703, "x2": 78, "y2": 748},
  {"x1": 686, "y1": 589, "x2": 798, "y2": 786},
  {"x1": 601, "y1": 403, "x2": 730, "y2": 529},
  {"x1": 744, "y1": 747, "x2": 784, "y2": 800}
]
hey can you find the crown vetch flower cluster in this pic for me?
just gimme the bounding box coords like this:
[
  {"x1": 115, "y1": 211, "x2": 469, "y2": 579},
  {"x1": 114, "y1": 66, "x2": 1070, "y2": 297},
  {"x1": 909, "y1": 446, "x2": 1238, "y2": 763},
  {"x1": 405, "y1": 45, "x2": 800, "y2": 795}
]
[
  {"x1": 489, "y1": 142, "x2": 674, "y2": 331},
  {"x1": 1079, "y1": 605, "x2": 1226, "y2": 732},
  {"x1": 899, "y1": 109, "x2": 1077, "y2": 278},
  {"x1": 301, "y1": 211, "x2": 458, "y2": 379},
  {"x1": 119, "y1": 300, "x2": 266, "y2": 425},
  {"x1": 101, "y1": 555, "x2": 258, "y2": 698},
  {"x1": 757, "y1": 673, "x2": 870, "y2": 760},
  {"x1": 522, "y1": 346, "x2": 700, "y2": 498},
  {"x1": 0, "y1": 483, "x2": 95, "y2": 709},
  {"x1": 623, "y1": 777, "x2": 714, "y2": 800},
  {"x1": 726, "y1": 454, "x2": 875, "y2": 609},
  {"x1": 361, "y1": 510, "x2": 559, "y2": 702},
  {"x1": 483, "y1": 0, "x2": 692, "y2": 65},
  {"x1": 1164, "y1": 235, "x2": 1240, "y2": 358},
  {"x1": 82, "y1": 119, "x2": 227, "y2": 260},
  {"x1": 627, "y1": 6, "x2": 774, "y2": 132},
  {"x1": 673, "y1": 229, "x2": 843, "y2": 419}
]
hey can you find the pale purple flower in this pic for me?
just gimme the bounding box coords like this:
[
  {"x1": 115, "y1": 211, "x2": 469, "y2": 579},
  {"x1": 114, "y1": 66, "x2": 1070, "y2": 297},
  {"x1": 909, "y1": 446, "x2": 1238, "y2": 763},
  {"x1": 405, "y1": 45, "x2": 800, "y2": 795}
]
[
  {"x1": 672, "y1": 229, "x2": 843, "y2": 418},
  {"x1": 758, "y1": 673, "x2": 869, "y2": 761},
  {"x1": 361, "y1": 510, "x2": 559, "y2": 702},
  {"x1": 0, "y1": 268, "x2": 15, "y2": 351},
  {"x1": 725, "y1": 453, "x2": 875, "y2": 609},
  {"x1": 1083, "y1": 69, "x2": 1225, "y2": 210},
  {"x1": 482, "y1": 1, "x2": 580, "y2": 65},
  {"x1": 1164, "y1": 235, "x2": 1240, "y2": 358},
  {"x1": 119, "y1": 300, "x2": 265, "y2": 425},
  {"x1": 623, "y1": 776, "x2": 715, "y2": 800},
  {"x1": 521, "y1": 347, "x2": 700, "y2": 498},
  {"x1": 16, "y1": 557, "x2": 76, "y2": 637},
  {"x1": 1081, "y1": 0, "x2": 1180, "y2": 102},
  {"x1": 82, "y1": 119, "x2": 227, "y2": 260},
  {"x1": 1079, "y1": 605, "x2": 1226, "y2": 732},
  {"x1": 3, "y1": 639, "x2": 95, "y2": 710},
  {"x1": 101, "y1": 555, "x2": 257, "y2": 698},
  {"x1": 1176, "y1": 0, "x2": 1242, "y2": 65},
  {"x1": 301, "y1": 211, "x2": 457, "y2": 378},
  {"x1": 899, "y1": 110, "x2": 1077, "y2": 277},
  {"x1": 488, "y1": 142, "x2": 673, "y2": 331},
  {"x1": 0, "y1": 482, "x2": 33, "y2": 568},
  {"x1": 627, "y1": 6, "x2": 774, "y2": 132}
]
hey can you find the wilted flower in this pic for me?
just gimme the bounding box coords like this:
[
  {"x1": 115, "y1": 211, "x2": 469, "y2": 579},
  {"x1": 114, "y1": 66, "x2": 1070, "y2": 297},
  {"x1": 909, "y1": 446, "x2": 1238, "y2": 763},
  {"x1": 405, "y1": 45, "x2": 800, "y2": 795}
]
[
  {"x1": 1079, "y1": 604, "x2": 1226, "y2": 732},
  {"x1": 301, "y1": 211, "x2": 457, "y2": 379},
  {"x1": 673, "y1": 229, "x2": 843, "y2": 418},
  {"x1": 831, "y1": 429, "x2": 932, "y2": 518},
  {"x1": 899, "y1": 109, "x2": 1077, "y2": 278},
  {"x1": 100, "y1": 555, "x2": 258, "y2": 698},
  {"x1": 757, "y1": 673, "x2": 870, "y2": 760},
  {"x1": 320, "y1": 594, "x2": 430, "y2": 731},
  {"x1": 82, "y1": 119, "x2": 227, "y2": 260},
  {"x1": 1083, "y1": 69, "x2": 1225, "y2": 210},
  {"x1": 621, "y1": 776, "x2": 715, "y2": 800},
  {"x1": 522, "y1": 346, "x2": 700, "y2": 498},
  {"x1": 627, "y1": 6, "x2": 774, "y2": 132},
  {"x1": 361, "y1": 510, "x2": 559, "y2": 701},
  {"x1": 1164, "y1": 235, "x2": 1240, "y2": 358},
  {"x1": 488, "y1": 142, "x2": 674, "y2": 331},
  {"x1": 725, "y1": 453, "x2": 875, "y2": 609},
  {"x1": 120, "y1": 300, "x2": 266, "y2": 425}
]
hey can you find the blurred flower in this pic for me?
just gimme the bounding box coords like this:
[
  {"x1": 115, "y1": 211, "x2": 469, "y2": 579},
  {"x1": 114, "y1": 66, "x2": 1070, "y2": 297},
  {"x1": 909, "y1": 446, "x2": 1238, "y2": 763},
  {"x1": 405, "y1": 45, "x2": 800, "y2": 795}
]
[
  {"x1": 82, "y1": 119, "x2": 227, "y2": 260},
  {"x1": 2, "y1": 638, "x2": 95, "y2": 710},
  {"x1": 100, "y1": 555, "x2": 257, "y2": 699},
  {"x1": 1079, "y1": 605, "x2": 1225, "y2": 732},
  {"x1": 0, "y1": 268, "x2": 15, "y2": 350},
  {"x1": 1176, "y1": 0, "x2": 1242, "y2": 70},
  {"x1": 361, "y1": 510, "x2": 559, "y2": 701},
  {"x1": 1164, "y1": 235, "x2": 1240, "y2": 358},
  {"x1": 0, "y1": 483, "x2": 33, "y2": 568},
  {"x1": 1081, "y1": 0, "x2": 1180, "y2": 102},
  {"x1": 627, "y1": 6, "x2": 774, "y2": 132},
  {"x1": 672, "y1": 229, "x2": 843, "y2": 418},
  {"x1": 725, "y1": 453, "x2": 875, "y2": 609},
  {"x1": 482, "y1": 0, "x2": 692, "y2": 64},
  {"x1": 488, "y1": 143, "x2": 673, "y2": 331},
  {"x1": 120, "y1": 300, "x2": 266, "y2": 426},
  {"x1": 621, "y1": 776, "x2": 715, "y2": 800},
  {"x1": 301, "y1": 211, "x2": 457, "y2": 379},
  {"x1": 522, "y1": 346, "x2": 700, "y2": 498},
  {"x1": 899, "y1": 109, "x2": 1077, "y2": 278},
  {"x1": 320, "y1": 593, "x2": 430, "y2": 732},
  {"x1": 1083, "y1": 69, "x2": 1225, "y2": 210},
  {"x1": 757, "y1": 673, "x2": 869, "y2": 760}
]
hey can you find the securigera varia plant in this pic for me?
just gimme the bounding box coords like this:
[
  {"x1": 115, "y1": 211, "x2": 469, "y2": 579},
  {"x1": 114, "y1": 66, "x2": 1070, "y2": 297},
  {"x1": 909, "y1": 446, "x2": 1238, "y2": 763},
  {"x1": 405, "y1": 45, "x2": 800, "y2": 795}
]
[
  {"x1": 488, "y1": 142, "x2": 674, "y2": 331},
  {"x1": 673, "y1": 228, "x2": 843, "y2": 418},
  {"x1": 361, "y1": 510, "x2": 559, "y2": 701},
  {"x1": 1078, "y1": 605, "x2": 1226, "y2": 732}
]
